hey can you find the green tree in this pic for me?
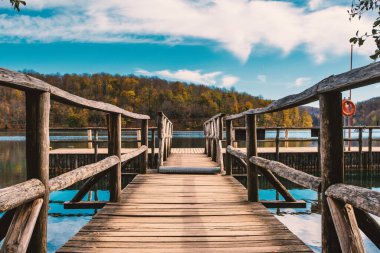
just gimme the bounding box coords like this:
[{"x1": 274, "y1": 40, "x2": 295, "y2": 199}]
[{"x1": 349, "y1": 0, "x2": 380, "y2": 59}]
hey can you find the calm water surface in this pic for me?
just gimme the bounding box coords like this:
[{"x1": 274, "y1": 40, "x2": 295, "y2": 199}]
[{"x1": 0, "y1": 130, "x2": 379, "y2": 252}]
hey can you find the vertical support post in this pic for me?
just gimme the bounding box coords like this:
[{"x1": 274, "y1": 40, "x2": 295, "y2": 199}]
[
  {"x1": 284, "y1": 129, "x2": 289, "y2": 148},
  {"x1": 163, "y1": 120, "x2": 168, "y2": 161},
  {"x1": 246, "y1": 114, "x2": 259, "y2": 202},
  {"x1": 87, "y1": 129, "x2": 93, "y2": 149},
  {"x1": 212, "y1": 120, "x2": 217, "y2": 162},
  {"x1": 157, "y1": 112, "x2": 164, "y2": 169},
  {"x1": 94, "y1": 129, "x2": 99, "y2": 162},
  {"x1": 275, "y1": 128, "x2": 280, "y2": 161},
  {"x1": 151, "y1": 129, "x2": 156, "y2": 169},
  {"x1": 225, "y1": 119, "x2": 233, "y2": 175},
  {"x1": 368, "y1": 128, "x2": 373, "y2": 169},
  {"x1": 136, "y1": 129, "x2": 142, "y2": 148},
  {"x1": 108, "y1": 113, "x2": 121, "y2": 202},
  {"x1": 319, "y1": 92, "x2": 343, "y2": 253},
  {"x1": 358, "y1": 127, "x2": 363, "y2": 171},
  {"x1": 141, "y1": 119, "x2": 148, "y2": 174},
  {"x1": 25, "y1": 91, "x2": 50, "y2": 253}
]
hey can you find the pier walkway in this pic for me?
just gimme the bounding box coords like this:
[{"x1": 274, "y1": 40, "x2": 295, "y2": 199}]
[{"x1": 58, "y1": 173, "x2": 312, "y2": 252}]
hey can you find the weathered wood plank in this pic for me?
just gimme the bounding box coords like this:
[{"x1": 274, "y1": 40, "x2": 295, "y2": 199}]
[
  {"x1": 58, "y1": 174, "x2": 312, "y2": 253},
  {"x1": 0, "y1": 179, "x2": 44, "y2": 212}
]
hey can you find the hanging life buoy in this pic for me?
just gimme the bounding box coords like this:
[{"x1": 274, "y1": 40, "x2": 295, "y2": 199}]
[{"x1": 342, "y1": 99, "x2": 356, "y2": 116}]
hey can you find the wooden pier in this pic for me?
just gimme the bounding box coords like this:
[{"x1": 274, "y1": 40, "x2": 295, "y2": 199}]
[
  {"x1": 58, "y1": 170, "x2": 311, "y2": 252},
  {"x1": 1, "y1": 63, "x2": 380, "y2": 253}
]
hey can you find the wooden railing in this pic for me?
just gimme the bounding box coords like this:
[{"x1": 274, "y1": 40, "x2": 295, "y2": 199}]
[
  {"x1": 49, "y1": 126, "x2": 158, "y2": 168},
  {"x1": 231, "y1": 125, "x2": 380, "y2": 169},
  {"x1": 223, "y1": 61, "x2": 380, "y2": 253},
  {"x1": 204, "y1": 113, "x2": 225, "y2": 172},
  {"x1": 157, "y1": 112, "x2": 173, "y2": 169},
  {"x1": 0, "y1": 68, "x2": 150, "y2": 253}
]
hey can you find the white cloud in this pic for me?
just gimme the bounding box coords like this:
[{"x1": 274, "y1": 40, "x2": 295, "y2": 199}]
[
  {"x1": 135, "y1": 69, "x2": 220, "y2": 86},
  {"x1": 135, "y1": 68, "x2": 238, "y2": 88},
  {"x1": 0, "y1": 0, "x2": 375, "y2": 63},
  {"x1": 257, "y1": 75, "x2": 267, "y2": 83},
  {"x1": 295, "y1": 77, "x2": 312, "y2": 87},
  {"x1": 221, "y1": 75, "x2": 239, "y2": 88}
]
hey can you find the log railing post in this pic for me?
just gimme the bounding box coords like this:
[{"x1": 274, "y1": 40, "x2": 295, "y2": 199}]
[
  {"x1": 108, "y1": 113, "x2": 121, "y2": 202},
  {"x1": 151, "y1": 129, "x2": 156, "y2": 169},
  {"x1": 319, "y1": 92, "x2": 344, "y2": 253},
  {"x1": 225, "y1": 119, "x2": 233, "y2": 175},
  {"x1": 136, "y1": 129, "x2": 142, "y2": 148},
  {"x1": 25, "y1": 90, "x2": 50, "y2": 253},
  {"x1": 141, "y1": 119, "x2": 148, "y2": 174},
  {"x1": 212, "y1": 120, "x2": 217, "y2": 162},
  {"x1": 246, "y1": 114, "x2": 259, "y2": 202},
  {"x1": 157, "y1": 112, "x2": 164, "y2": 169},
  {"x1": 94, "y1": 129, "x2": 99, "y2": 162},
  {"x1": 87, "y1": 129, "x2": 93, "y2": 149},
  {"x1": 368, "y1": 128, "x2": 373, "y2": 168},
  {"x1": 275, "y1": 128, "x2": 280, "y2": 161}
]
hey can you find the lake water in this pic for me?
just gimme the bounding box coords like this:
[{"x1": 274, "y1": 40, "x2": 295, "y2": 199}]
[{"x1": 0, "y1": 130, "x2": 379, "y2": 252}]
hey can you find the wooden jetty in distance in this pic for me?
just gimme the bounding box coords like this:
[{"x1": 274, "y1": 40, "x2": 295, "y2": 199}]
[{"x1": 0, "y1": 62, "x2": 380, "y2": 253}]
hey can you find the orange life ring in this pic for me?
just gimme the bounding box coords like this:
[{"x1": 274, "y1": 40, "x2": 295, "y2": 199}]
[{"x1": 342, "y1": 99, "x2": 356, "y2": 116}]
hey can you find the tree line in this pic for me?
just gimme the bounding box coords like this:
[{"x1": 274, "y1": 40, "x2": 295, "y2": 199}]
[{"x1": 0, "y1": 71, "x2": 313, "y2": 130}]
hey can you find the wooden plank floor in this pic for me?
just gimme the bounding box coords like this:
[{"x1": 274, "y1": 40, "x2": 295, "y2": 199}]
[
  {"x1": 58, "y1": 174, "x2": 312, "y2": 253},
  {"x1": 162, "y1": 153, "x2": 218, "y2": 168}
]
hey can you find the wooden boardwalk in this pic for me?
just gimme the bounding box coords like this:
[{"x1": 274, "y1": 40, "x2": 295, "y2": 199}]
[
  {"x1": 58, "y1": 174, "x2": 312, "y2": 253},
  {"x1": 50, "y1": 146, "x2": 380, "y2": 155}
]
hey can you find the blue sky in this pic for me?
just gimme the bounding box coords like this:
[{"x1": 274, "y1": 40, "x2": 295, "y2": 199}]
[{"x1": 0, "y1": 0, "x2": 379, "y2": 106}]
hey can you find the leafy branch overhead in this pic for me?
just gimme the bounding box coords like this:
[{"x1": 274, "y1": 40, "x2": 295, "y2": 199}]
[
  {"x1": 10, "y1": 0, "x2": 26, "y2": 12},
  {"x1": 349, "y1": 0, "x2": 380, "y2": 59}
]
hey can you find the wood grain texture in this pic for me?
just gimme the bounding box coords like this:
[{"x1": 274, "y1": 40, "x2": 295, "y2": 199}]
[
  {"x1": 58, "y1": 174, "x2": 311, "y2": 253},
  {"x1": 0, "y1": 179, "x2": 44, "y2": 212}
]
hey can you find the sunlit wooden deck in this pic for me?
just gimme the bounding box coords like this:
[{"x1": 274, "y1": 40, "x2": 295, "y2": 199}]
[{"x1": 58, "y1": 174, "x2": 312, "y2": 253}]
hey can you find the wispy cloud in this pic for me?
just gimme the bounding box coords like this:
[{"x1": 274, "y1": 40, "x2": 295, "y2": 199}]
[
  {"x1": 257, "y1": 75, "x2": 267, "y2": 83},
  {"x1": 135, "y1": 68, "x2": 238, "y2": 88},
  {"x1": 0, "y1": 0, "x2": 374, "y2": 63},
  {"x1": 295, "y1": 77, "x2": 312, "y2": 87},
  {"x1": 221, "y1": 75, "x2": 239, "y2": 88}
]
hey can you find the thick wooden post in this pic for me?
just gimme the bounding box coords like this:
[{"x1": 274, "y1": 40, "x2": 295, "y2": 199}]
[
  {"x1": 225, "y1": 120, "x2": 233, "y2": 175},
  {"x1": 87, "y1": 129, "x2": 93, "y2": 149},
  {"x1": 368, "y1": 128, "x2": 373, "y2": 168},
  {"x1": 141, "y1": 119, "x2": 148, "y2": 174},
  {"x1": 157, "y1": 112, "x2": 164, "y2": 169},
  {"x1": 319, "y1": 92, "x2": 343, "y2": 253},
  {"x1": 136, "y1": 129, "x2": 142, "y2": 148},
  {"x1": 108, "y1": 113, "x2": 121, "y2": 202},
  {"x1": 25, "y1": 91, "x2": 50, "y2": 253},
  {"x1": 246, "y1": 114, "x2": 259, "y2": 202},
  {"x1": 151, "y1": 129, "x2": 156, "y2": 169},
  {"x1": 275, "y1": 128, "x2": 280, "y2": 161},
  {"x1": 94, "y1": 129, "x2": 99, "y2": 162}
]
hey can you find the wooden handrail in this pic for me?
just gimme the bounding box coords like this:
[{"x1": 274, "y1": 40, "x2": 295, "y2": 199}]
[
  {"x1": 249, "y1": 155, "x2": 321, "y2": 191},
  {"x1": 0, "y1": 68, "x2": 149, "y2": 120},
  {"x1": 225, "y1": 61, "x2": 380, "y2": 120},
  {"x1": 0, "y1": 146, "x2": 148, "y2": 213},
  {"x1": 0, "y1": 179, "x2": 45, "y2": 212},
  {"x1": 325, "y1": 184, "x2": 380, "y2": 217}
]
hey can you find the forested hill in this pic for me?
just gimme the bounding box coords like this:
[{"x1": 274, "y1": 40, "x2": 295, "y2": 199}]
[
  {"x1": 0, "y1": 72, "x2": 313, "y2": 130},
  {"x1": 353, "y1": 97, "x2": 380, "y2": 126}
]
